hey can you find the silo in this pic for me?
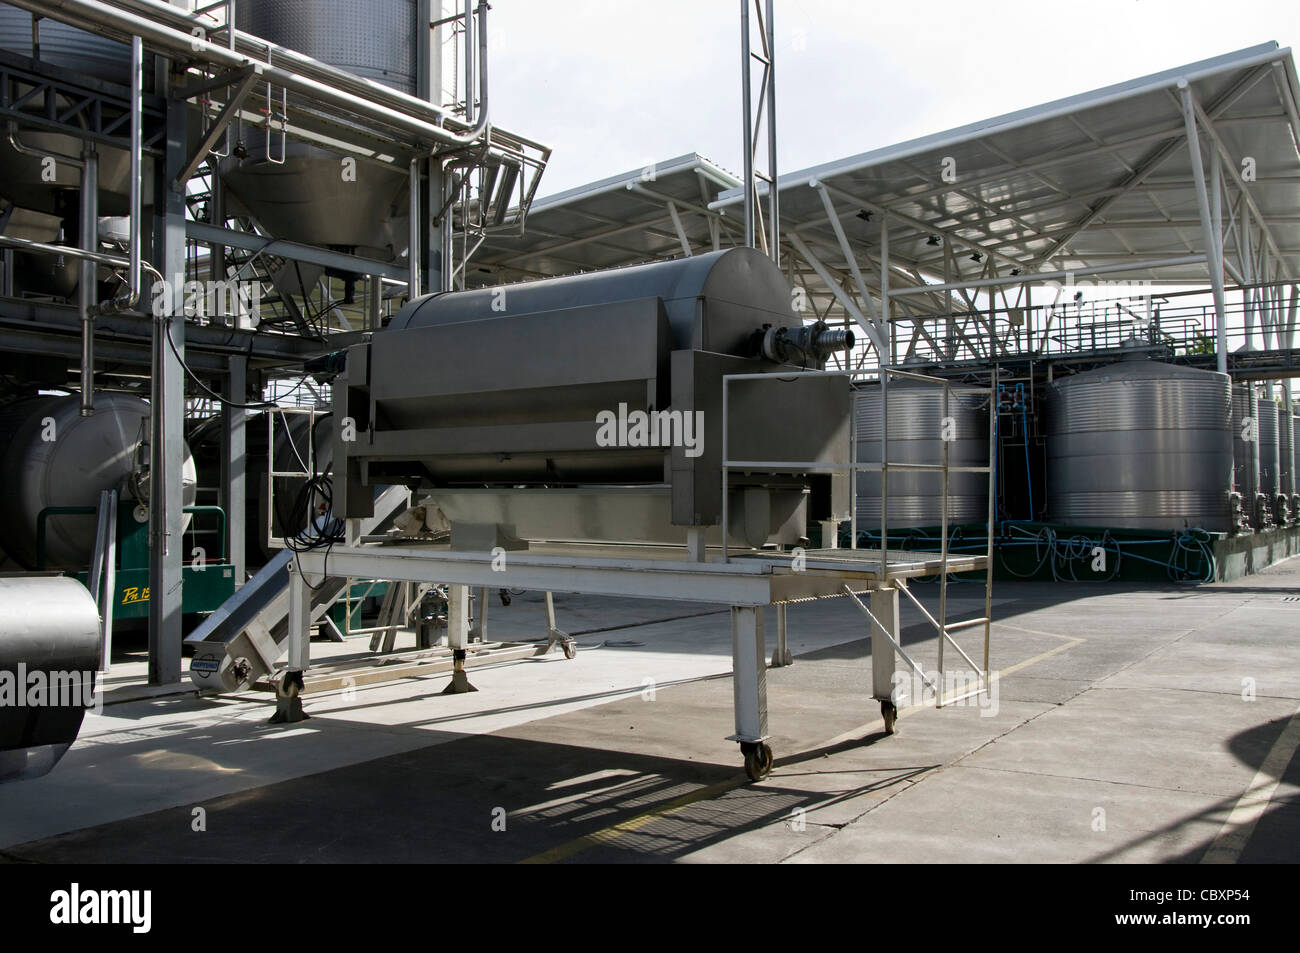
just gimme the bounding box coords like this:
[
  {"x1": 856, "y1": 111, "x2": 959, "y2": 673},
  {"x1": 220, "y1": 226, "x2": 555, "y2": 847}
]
[
  {"x1": 218, "y1": 1, "x2": 418, "y2": 261},
  {"x1": 854, "y1": 382, "x2": 988, "y2": 530},
  {"x1": 1046, "y1": 354, "x2": 1232, "y2": 532},
  {"x1": 0, "y1": 394, "x2": 196, "y2": 570},
  {"x1": 1230, "y1": 384, "x2": 1256, "y2": 497},
  {"x1": 1257, "y1": 399, "x2": 1279, "y2": 501}
]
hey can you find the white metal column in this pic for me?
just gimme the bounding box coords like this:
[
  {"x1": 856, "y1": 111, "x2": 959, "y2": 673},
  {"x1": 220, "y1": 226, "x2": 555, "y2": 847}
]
[{"x1": 729, "y1": 606, "x2": 768, "y2": 743}]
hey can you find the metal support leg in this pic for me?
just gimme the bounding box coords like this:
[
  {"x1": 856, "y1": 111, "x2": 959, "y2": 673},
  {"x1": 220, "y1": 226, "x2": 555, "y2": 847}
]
[
  {"x1": 819, "y1": 519, "x2": 840, "y2": 549},
  {"x1": 543, "y1": 590, "x2": 576, "y2": 658},
  {"x1": 870, "y1": 586, "x2": 901, "y2": 733},
  {"x1": 442, "y1": 583, "x2": 477, "y2": 693},
  {"x1": 729, "y1": 606, "x2": 772, "y2": 780},
  {"x1": 469, "y1": 585, "x2": 488, "y2": 642},
  {"x1": 770, "y1": 603, "x2": 793, "y2": 667},
  {"x1": 272, "y1": 561, "x2": 311, "y2": 723},
  {"x1": 686, "y1": 527, "x2": 706, "y2": 562}
]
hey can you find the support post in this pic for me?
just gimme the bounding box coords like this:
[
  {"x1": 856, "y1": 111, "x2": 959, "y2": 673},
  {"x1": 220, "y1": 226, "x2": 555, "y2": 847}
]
[
  {"x1": 770, "y1": 602, "x2": 792, "y2": 667},
  {"x1": 221, "y1": 354, "x2": 247, "y2": 586},
  {"x1": 272, "y1": 559, "x2": 310, "y2": 723},
  {"x1": 442, "y1": 583, "x2": 477, "y2": 693},
  {"x1": 1179, "y1": 82, "x2": 1228, "y2": 373},
  {"x1": 729, "y1": 605, "x2": 767, "y2": 743},
  {"x1": 149, "y1": 67, "x2": 187, "y2": 686},
  {"x1": 870, "y1": 585, "x2": 899, "y2": 705}
]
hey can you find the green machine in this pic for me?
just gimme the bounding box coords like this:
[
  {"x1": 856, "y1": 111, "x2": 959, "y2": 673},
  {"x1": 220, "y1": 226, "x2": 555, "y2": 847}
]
[{"x1": 37, "y1": 504, "x2": 237, "y2": 622}]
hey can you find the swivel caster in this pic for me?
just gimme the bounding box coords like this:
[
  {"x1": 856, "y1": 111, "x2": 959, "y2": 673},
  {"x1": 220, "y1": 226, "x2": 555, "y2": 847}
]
[
  {"x1": 561, "y1": 639, "x2": 577, "y2": 660},
  {"x1": 740, "y1": 741, "x2": 774, "y2": 781},
  {"x1": 880, "y1": 700, "x2": 898, "y2": 735}
]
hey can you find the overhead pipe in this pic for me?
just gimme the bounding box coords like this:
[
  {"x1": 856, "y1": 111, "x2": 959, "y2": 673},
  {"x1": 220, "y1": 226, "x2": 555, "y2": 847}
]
[
  {"x1": 113, "y1": 0, "x2": 458, "y2": 122},
  {"x1": 5, "y1": 0, "x2": 491, "y2": 150}
]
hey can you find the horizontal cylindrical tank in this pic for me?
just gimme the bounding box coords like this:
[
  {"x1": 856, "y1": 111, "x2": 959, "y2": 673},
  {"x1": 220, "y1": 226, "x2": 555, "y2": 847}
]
[
  {"x1": 853, "y1": 382, "x2": 989, "y2": 529},
  {"x1": 1257, "y1": 399, "x2": 1279, "y2": 498},
  {"x1": 0, "y1": 394, "x2": 196, "y2": 570},
  {"x1": 0, "y1": 574, "x2": 100, "y2": 782},
  {"x1": 1230, "y1": 384, "x2": 1256, "y2": 496},
  {"x1": 1046, "y1": 355, "x2": 1232, "y2": 531}
]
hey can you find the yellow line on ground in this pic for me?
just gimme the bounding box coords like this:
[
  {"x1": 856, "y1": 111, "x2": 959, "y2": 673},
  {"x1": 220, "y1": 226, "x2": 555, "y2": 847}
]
[
  {"x1": 1201, "y1": 700, "x2": 1300, "y2": 864},
  {"x1": 518, "y1": 630, "x2": 1087, "y2": 864}
]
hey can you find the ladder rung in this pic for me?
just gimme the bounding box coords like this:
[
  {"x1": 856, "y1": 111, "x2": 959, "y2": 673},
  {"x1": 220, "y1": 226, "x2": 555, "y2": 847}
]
[{"x1": 946, "y1": 616, "x2": 989, "y2": 632}]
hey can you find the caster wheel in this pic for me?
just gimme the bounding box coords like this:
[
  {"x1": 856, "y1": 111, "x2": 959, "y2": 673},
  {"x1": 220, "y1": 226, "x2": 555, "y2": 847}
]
[
  {"x1": 499, "y1": 589, "x2": 511, "y2": 607},
  {"x1": 562, "y1": 640, "x2": 577, "y2": 660},
  {"x1": 881, "y1": 700, "x2": 898, "y2": 735},
  {"x1": 741, "y1": 742, "x2": 774, "y2": 781}
]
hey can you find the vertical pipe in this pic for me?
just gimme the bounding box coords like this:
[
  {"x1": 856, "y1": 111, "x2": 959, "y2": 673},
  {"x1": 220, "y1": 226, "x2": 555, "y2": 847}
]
[
  {"x1": 764, "y1": 0, "x2": 778, "y2": 265},
  {"x1": 983, "y1": 366, "x2": 996, "y2": 682},
  {"x1": 408, "y1": 157, "x2": 421, "y2": 297},
  {"x1": 463, "y1": 0, "x2": 475, "y2": 123},
  {"x1": 222, "y1": 354, "x2": 247, "y2": 587},
  {"x1": 740, "y1": 0, "x2": 754, "y2": 249},
  {"x1": 937, "y1": 382, "x2": 950, "y2": 689},
  {"x1": 78, "y1": 147, "x2": 98, "y2": 416},
  {"x1": 881, "y1": 215, "x2": 892, "y2": 365},
  {"x1": 127, "y1": 35, "x2": 141, "y2": 303},
  {"x1": 879, "y1": 368, "x2": 888, "y2": 578}
]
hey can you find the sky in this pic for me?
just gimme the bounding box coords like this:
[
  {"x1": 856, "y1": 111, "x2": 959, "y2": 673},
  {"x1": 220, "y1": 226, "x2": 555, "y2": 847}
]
[{"x1": 486, "y1": 0, "x2": 1299, "y2": 199}]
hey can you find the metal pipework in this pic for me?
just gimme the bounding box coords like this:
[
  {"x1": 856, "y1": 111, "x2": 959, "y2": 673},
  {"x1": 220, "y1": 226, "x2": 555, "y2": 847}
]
[
  {"x1": 79, "y1": 146, "x2": 98, "y2": 416},
  {"x1": 99, "y1": 33, "x2": 142, "y2": 316},
  {"x1": 6, "y1": 121, "x2": 83, "y2": 168},
  {"x1": 760, "y1": 321, "x2": 854, "y2": 365},
  {"x1": 5, "y1": 0, "x2": 492, "y2": 150}
]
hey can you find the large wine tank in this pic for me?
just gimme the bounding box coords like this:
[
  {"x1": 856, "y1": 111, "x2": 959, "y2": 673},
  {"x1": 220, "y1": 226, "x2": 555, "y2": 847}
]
[
  {"x1": 0, "y1": 575, "x2": 101, "y2": 782},
  {"x1": 853, "y1": 381, "x2": 989, "y2": 529},
  {"x1": 0, "y1": 10, "x2": 147, "y2": 217},
  {"x1": 1045, "y1": 354, "x2": 1232, "y2": 532},
  {"x1": 219, "y1": 1, "x2": 416, "y2": 261},
  {"x1": 1278, "y1": 405, "x2": 1294, "y2": 500},
  {"x1": 0, "y1": 394, "x2": 196, "y2": 571},
  {"x1": 1230, "y1": 384, "x2": 1256, "y2": 496},
  {"x1": 1257, "y1": 399, "x2": 1279, "y2": 499}
]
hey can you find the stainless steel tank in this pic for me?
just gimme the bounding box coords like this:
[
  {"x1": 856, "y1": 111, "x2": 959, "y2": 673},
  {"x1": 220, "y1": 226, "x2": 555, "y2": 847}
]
[
  {"x1": 217, "y1": 0, "x2": 416, "y2": 258},
  {"x1": 0, "y1": 394, "x2": 196, "y2": 570},
  {"x1": 1278, "y1": 405, "x2": 1294, "y2": 500},
  {"x1": 1257, "y1": 398, "x2": 1279, "y2": 499},
  {"x1": 0, "y1": 574, "x2": 101, "y2": 782},
  {"x1": 1046, "y1": 354, "x2": 1232, "y2": 531},
  {"x1": 0, "y1": 11, "x2": 147, "y2": 217},
  {"x1": 853, "y1": 382, "x2": 988, "y2": 529},
  {"x1": 1230, "y1": 383, "x2": 1256, "y2": 496}
]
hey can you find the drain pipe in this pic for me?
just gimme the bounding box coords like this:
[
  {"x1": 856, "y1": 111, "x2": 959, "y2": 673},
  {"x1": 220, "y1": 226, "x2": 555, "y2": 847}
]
[{"x1": 79, "y1": 146, "x2": 98, "y2": 415}]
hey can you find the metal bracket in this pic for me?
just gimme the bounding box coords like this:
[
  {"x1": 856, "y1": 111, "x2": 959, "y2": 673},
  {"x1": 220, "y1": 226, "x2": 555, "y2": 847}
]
[{"x1": 173, "y1": 66, "x2": 262, "y2": 191}]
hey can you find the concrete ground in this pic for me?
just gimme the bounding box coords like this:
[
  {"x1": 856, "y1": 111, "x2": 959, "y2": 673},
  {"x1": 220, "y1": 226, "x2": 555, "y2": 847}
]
[{"x1": 1, "y1": 557, "x2": 1297, "y2": 864}]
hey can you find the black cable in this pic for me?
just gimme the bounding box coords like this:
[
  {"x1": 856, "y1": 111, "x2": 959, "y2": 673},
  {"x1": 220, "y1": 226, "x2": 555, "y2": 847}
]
[{"x1": 163, "y1": 316, "x2": 315, "y2": 409}]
